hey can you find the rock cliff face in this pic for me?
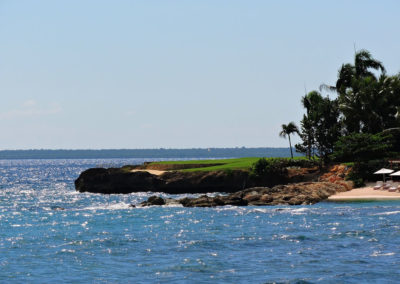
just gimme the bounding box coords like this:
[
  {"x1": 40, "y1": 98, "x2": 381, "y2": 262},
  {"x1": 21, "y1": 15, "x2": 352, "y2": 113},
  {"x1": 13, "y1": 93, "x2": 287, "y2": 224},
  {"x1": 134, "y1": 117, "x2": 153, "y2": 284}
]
[
  {"x1": 138, "y1": 182, "x2": 351, "y2": 207},
  {"x1": 75, "y1": 169, "x2": 255, "y2": 194},
  {"x1": 75, "y1": 168, "x2": 164, "y2": 194}
]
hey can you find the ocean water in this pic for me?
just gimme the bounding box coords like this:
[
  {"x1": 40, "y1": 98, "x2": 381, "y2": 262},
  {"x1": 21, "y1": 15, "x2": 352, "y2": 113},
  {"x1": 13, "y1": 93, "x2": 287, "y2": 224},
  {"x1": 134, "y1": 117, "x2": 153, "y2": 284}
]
[{"x1": 1, "y1": 159, "x2": 400, "y2": 283}]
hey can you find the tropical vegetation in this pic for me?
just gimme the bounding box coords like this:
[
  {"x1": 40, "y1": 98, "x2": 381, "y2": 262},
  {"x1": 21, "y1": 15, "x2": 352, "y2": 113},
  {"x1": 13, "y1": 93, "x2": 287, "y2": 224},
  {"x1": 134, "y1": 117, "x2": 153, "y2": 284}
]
[{"x1": 288, "y1": 49, "x2": 400, "y2": 185}]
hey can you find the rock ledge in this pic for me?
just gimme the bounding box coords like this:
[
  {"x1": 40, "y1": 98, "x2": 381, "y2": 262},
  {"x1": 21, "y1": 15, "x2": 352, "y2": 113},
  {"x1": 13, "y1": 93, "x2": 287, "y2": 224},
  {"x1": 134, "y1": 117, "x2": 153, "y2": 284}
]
[{"x1": 137, "y1": 181, "x2": 350, "y2": 207}]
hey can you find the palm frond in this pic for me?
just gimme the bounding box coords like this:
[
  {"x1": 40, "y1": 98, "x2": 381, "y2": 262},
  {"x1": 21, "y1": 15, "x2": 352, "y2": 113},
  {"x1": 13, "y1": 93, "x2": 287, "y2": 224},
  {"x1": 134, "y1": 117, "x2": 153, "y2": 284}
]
[{"x1": 319, "y1": 84, "x2": 337, "y2": 93}]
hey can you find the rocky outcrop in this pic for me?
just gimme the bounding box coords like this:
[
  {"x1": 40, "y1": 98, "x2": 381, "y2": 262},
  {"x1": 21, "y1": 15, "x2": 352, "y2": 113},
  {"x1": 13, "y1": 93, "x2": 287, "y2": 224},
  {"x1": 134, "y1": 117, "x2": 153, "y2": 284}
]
[
  {"x1": 319, "y1": 164, "x2": 353, "y2": 190},
  {"x1": 74, "y1": 168, "x2": 164, "y2": 194},
  {"x1": 137, "y1": 181, "x2": 351, "y2": 207},
  {"x1": 75, "y1": 164, "x2": 350, "y2": 196},
  {"x1": 75, "y1": 168, "x2": 276, "y2": 194}
]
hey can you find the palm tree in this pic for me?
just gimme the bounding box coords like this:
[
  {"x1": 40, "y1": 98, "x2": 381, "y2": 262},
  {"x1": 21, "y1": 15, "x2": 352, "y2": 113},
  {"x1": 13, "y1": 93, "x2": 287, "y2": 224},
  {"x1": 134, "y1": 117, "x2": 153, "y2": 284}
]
[
  {"x1": 319, "y1": 49, "x2": 387, "y2": 133},
  {"x1": 320, "y1": 49, "x2": 385, "y2": 93},
  {"x1": 279, "y1": 122, "x2": 299, "y2": 159},
  {"x1": 354, "y1": 49, "x2": 385, "y2": 78}
]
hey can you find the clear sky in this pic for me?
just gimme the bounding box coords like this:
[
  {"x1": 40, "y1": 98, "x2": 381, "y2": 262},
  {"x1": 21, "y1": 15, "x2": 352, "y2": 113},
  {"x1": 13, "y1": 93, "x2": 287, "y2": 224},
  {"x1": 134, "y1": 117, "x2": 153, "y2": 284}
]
[{"x1": 1, "y1": 0, "x2": 399, "y2": 149}]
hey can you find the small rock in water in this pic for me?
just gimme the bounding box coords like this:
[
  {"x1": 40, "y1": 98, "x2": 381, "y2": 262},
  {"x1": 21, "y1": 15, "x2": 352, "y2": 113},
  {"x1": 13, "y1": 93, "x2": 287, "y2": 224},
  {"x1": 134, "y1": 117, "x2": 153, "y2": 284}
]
[
  {"x1": 140, "y1": 195, "x2": 166, "y2": 206},
  {"x1": 51, "y1": 206, "x2": 65, "y2": 211}
]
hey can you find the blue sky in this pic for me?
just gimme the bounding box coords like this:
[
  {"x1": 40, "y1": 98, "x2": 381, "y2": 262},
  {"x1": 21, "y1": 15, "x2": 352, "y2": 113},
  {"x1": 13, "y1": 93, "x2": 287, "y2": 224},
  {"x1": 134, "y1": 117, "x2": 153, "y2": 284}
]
[{"x1": 1, "y1": 0, "x2": 399, "y2": 149}]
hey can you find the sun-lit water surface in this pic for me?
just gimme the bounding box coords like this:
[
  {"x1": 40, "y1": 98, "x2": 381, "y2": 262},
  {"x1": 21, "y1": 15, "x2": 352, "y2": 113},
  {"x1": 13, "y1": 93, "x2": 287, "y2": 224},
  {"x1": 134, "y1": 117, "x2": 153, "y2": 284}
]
[{"x1": 1, "y1": 159, "x2": 400, "y2": 283}]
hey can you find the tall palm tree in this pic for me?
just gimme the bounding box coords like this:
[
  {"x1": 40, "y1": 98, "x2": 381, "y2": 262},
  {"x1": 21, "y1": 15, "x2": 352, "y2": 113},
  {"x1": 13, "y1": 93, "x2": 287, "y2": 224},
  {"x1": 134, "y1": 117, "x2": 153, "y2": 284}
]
[
  {"x1": 320, "y1": 49, "x2": 385, "y2": 93},
  {"x1": 319, "y1": 49, "x2": 387, "y2": 133},
  {"x1": 279, "y1": 122, "x2": 299, "y2": 159}
]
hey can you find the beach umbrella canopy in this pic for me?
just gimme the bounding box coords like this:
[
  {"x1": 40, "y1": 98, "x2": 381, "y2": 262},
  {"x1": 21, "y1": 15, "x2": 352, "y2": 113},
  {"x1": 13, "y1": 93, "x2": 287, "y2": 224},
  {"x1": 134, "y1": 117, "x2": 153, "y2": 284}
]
[
  {"x1": 374, "y1": 168, "x2": 394, "y2": 174},
  {"x1": 390, "y1": 171, "x2": 400, "y2": 176},
  {"x1": 374, "y1": 168, "x2": 394, "y2": 182}
]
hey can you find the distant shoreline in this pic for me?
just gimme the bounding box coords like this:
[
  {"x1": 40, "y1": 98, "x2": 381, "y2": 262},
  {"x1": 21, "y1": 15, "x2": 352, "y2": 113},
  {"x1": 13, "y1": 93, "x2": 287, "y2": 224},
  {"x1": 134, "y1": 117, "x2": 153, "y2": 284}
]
[{"x1": 0, "y1": 148, "x2": 302, "y2": 160}]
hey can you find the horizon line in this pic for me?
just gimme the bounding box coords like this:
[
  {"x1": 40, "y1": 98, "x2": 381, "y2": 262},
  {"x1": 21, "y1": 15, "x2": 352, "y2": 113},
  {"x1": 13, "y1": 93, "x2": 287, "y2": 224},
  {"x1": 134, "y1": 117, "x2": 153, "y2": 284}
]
[{"x1": 0, "y1": 147, "x2": 293, "y2": 151}]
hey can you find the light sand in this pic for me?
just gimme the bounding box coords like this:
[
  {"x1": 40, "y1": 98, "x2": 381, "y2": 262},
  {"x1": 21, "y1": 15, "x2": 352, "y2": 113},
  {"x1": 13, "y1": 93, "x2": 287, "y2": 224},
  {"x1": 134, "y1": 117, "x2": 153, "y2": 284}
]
[
  {"x1": 131, "y1": 169, "x2": 166, "y2": 176},
  {"x1": 328, "y1": 186, "x2": 400, "y2": 201}
]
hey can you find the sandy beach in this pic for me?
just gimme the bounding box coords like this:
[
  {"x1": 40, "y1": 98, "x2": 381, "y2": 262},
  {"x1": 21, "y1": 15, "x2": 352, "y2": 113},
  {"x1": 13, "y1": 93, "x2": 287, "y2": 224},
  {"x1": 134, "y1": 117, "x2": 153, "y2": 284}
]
[
  {"x1": 328, "y1": 185, "x2": 400, "y2": 201},
  {"x1": 131, "y1": 169, "x2": 166, "y2": 176}
]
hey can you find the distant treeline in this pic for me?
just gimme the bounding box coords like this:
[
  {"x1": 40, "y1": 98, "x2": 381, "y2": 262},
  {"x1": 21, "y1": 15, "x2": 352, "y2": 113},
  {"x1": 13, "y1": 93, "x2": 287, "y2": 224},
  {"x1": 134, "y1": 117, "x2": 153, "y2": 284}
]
[{"x1": 0, "y1": 148, "x2": 301, "y2": 159}]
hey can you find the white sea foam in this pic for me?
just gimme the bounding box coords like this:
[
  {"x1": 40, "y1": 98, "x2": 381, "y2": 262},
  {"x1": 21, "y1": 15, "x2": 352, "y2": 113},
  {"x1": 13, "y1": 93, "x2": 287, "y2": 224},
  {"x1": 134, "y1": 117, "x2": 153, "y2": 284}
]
[
  {"x1": 291, "y1": 208, "x2": 311, "y2": 213},
  {"x1": 372, "y1": 211, "x2": 400, "y2": 216},
  {"x1": 248, "y1": 208, "x2": 270, "y2": 214},
  {"x1": 371, "y1": 251, "x2": 395, "y2": 257},
  {"x1": 162, "y1": 203, "x2": 183, "y2": 208},
  {"x1": 272, "y1": 207, "x2": 312, "y2": 215},
  {"x1": 82, "y1": 202, "x2": 132, "y2": 210}
]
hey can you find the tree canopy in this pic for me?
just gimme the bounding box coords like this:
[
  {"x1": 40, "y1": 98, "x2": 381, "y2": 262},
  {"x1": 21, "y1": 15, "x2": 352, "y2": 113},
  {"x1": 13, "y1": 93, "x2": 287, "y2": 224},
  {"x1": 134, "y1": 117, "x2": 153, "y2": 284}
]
[{"x1": 292, "y1": 49, "x2": 400, "y2": 166}]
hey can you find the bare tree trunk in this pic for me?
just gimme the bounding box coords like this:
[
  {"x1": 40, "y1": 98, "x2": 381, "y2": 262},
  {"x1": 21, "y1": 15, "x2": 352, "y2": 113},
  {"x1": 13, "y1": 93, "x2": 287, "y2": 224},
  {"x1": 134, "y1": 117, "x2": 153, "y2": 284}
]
[{"x1": 289, "y1": 135, "x2": 293, "y2": 159}]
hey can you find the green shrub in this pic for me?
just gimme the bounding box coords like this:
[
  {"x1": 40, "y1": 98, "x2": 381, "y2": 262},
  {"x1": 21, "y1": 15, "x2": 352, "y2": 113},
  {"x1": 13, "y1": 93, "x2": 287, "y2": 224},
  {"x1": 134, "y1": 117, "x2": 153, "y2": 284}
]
[
  {"x1": 250, "y1": 157, "x2": 319, "y2": 177},
  {"x1": 250, "y1": 158, "x2": 286, "y2": 177},
  {"x1": 224, "y1": 168, "x2": 234, "y2": 177},
  {"x1": 251, "y1": 158, "x2": 269, "y2": 177}
]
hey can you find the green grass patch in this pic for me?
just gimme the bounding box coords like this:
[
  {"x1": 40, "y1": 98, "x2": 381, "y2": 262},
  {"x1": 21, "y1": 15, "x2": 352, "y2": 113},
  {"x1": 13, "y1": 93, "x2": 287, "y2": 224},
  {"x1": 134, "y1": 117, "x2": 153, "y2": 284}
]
[{"x1": 149, "y1": 157, "x2": 309, "y2": 172}]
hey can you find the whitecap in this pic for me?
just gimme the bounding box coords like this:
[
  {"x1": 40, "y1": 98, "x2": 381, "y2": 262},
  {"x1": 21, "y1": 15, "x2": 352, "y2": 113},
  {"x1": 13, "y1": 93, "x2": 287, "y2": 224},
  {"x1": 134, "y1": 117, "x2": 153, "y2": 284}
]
[
  {"x1": 60, "y1": 249, "x2": 75, "y2": 253},
  {"x1": 82, "y1": 202, "x2": 132, "y2": 211},
  {"x1": 372, "y1": 211, "x2": 400, "y2": 216},
  {"x1": 248, "y1": 208, "x2": 270, "y2": 214},
  {"x1": 291, "y1": 208, "x2": 310, "y2": 213},
  {"x1": 161, "y1": 203, "x2": 183, "y2": 208},
  {"x1": 371, "y1": 251, "x2": 395, "y2": 257}
]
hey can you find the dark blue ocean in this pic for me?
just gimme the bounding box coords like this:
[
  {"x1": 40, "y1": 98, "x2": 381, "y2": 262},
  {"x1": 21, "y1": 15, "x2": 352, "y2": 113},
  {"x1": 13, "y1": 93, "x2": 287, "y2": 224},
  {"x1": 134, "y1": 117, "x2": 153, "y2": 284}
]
[{"x1": 1, "y1": 159, "x2": 400, "y2": 283}]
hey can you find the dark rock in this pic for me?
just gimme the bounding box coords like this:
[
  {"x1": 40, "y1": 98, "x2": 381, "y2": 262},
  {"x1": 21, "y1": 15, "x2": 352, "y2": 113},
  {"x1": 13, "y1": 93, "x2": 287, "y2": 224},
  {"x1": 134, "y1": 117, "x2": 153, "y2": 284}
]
[
  {"x1": 180, "y1": 195, "x2": 215, "y2": 207},
  {"x1": 75, "y1": 168, "x2": 163, "y2": 194},
  {"x1": 140, "y1": 195, "x2": 165, "y2": 206},
  {"x1": 147, "y1": 196, "x2": 165, "y2": 205},
  {"x1": 177, "y1": 194, "x2": 248, "y2": 207},
  {"x1": 51, "y1": 206, "x2": 65, "y2": 211},
  {"x1": 178, "y1": 195, "x2": 226, "y2": 207},
  {"x1": 221, "y1": 196, "x2": 248, "y2": 206},
  {"x1": 243, "y1": 192, "x2": 262, "y2": 202},
  {"x1": 178, "y1": 197, "x2": 192, "y2": 207},
  {"x1": 75, "y1": 168, "x2": 251, "y2": 194},
  {"x1": 213, "y1": 196, "x2": 226, "y2": 206},
  {"x1": 166, "y1": 182, "x2": 350, "y2": 207}
]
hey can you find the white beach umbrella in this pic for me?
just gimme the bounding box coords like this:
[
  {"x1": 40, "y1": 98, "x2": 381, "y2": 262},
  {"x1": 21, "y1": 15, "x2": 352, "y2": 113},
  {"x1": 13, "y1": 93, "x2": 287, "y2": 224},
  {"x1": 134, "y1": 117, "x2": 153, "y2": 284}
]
[
  {"x1": 390, "y1": 171, "x2": 400, "y2": 176},
  {"x1": 374, "y1": 168, "x2": 394, "y2": 182}
]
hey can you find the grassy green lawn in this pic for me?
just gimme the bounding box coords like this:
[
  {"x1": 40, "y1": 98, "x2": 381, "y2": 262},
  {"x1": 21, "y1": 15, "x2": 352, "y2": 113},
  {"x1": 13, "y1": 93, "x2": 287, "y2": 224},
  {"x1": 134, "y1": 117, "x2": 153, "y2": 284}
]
[
  {"x1": 148, "y1": 157, "x2": 307, "y2": 172},
  {"x1": 151, "y1": 157, "x2": 258, "y2": 171}
]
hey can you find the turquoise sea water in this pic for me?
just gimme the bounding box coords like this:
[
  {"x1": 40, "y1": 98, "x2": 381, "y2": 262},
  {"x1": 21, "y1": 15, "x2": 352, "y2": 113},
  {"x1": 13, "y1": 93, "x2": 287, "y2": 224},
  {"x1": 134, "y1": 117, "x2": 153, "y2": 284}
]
[{"x1": 1, "y1": 159, "x2": 400, "y2": 283}]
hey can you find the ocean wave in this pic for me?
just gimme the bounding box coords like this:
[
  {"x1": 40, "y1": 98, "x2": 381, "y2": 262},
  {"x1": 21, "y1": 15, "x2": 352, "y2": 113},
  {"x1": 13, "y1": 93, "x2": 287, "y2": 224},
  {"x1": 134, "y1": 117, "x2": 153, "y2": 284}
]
[
  {"x1": 82, "y1": 202, "x2": 132, "y2": 211},
  {"x1": 372, "y1": 211, "x2": 400, "y2": 216},
  {"x1": 371, "y1": 251, "x2": 395, "y2": 257}
]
